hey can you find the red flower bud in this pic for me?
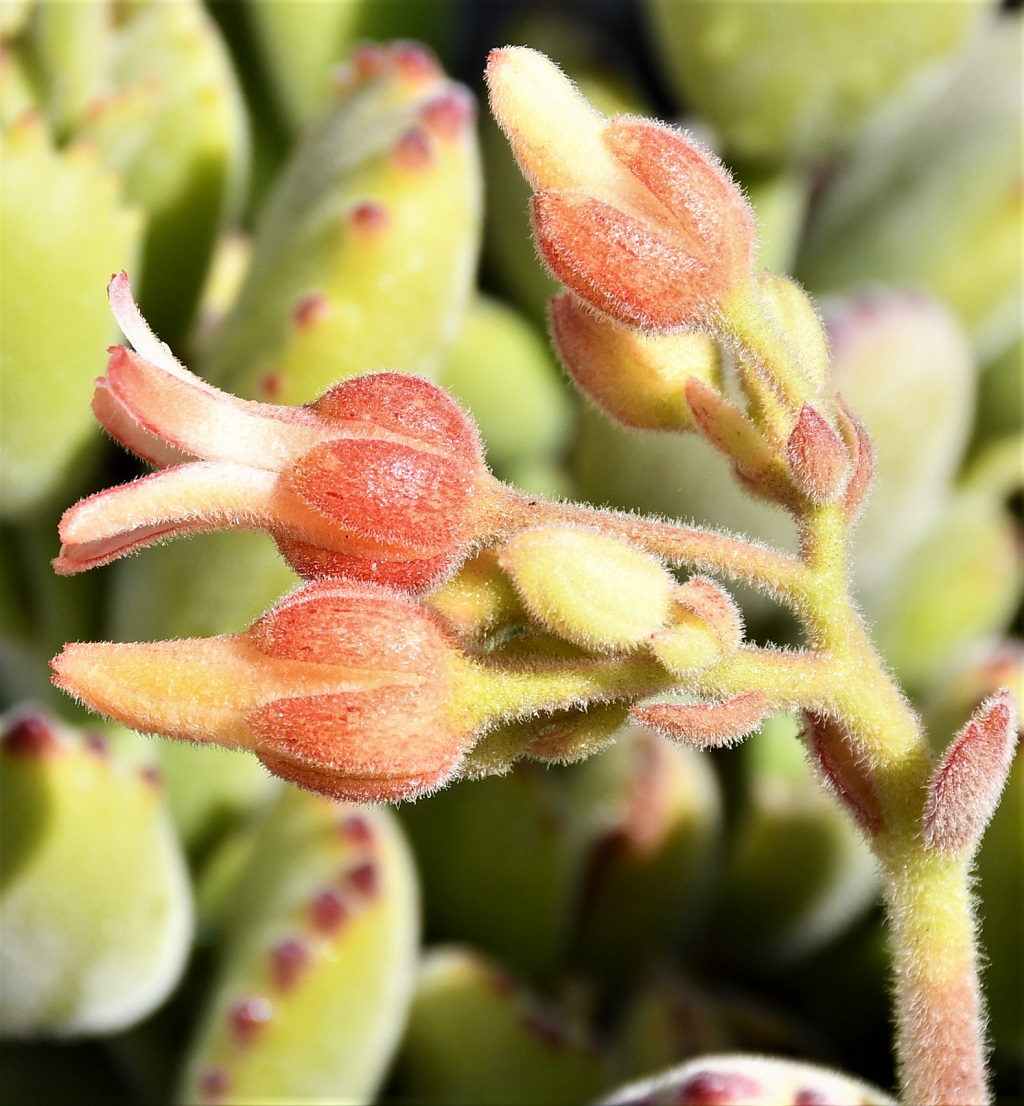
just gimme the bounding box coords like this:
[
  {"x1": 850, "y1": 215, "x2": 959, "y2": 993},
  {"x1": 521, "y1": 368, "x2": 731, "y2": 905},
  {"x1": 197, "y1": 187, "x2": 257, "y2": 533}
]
[
  {"x1": 51, "y1": 579, "x2": 477, "y2": 803},
  {"x1": 632, "y1": 691, "x2": 767, "y2": 748},
  {"x1": 786, "y1": 405, "x2": 850, "y2": 504},
  {"x1": 55, "y1": 274, "x2": 496, "y2": 591},
  {"x1": 487, "y1": 49, "x2": 756, "y2": 331}
]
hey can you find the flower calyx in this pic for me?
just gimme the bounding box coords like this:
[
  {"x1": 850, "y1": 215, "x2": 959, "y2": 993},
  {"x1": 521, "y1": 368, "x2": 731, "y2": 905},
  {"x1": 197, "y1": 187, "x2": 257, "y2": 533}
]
[
  {"x1": 51, "y1": 579, "x2": 479, "y2": 803},
  {"x1": 55, "y1": 273, "x2": 500, "y2": 592}
]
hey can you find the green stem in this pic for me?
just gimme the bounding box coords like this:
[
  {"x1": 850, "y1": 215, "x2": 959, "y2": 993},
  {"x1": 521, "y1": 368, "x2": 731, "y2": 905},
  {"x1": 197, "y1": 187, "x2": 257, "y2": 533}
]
[
  {"x1": 451, "y1": 650, "x2": 673, "y2": 734},
  {"x1": 796, "y1": 504, "x2": 988, "y2": 1104},
  {"x1": 881, "y1": 847, "x2": 988, "y2": 1105}
]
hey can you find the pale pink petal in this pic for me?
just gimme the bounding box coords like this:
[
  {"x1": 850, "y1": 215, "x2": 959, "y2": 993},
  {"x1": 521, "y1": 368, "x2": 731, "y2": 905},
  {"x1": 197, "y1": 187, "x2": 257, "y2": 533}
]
[
  {"x1": 107, "y1": 271, "x2": 198, "y2": 384},
  {"x1": 92, "y1": 376, "x2": 192, "y2": 468},
  {"x1": 103, "y1": 347, "x2": 326, "y2": 470},
  {"x1": 54, "y1": 463, "x2": 283, "y2": 574}
]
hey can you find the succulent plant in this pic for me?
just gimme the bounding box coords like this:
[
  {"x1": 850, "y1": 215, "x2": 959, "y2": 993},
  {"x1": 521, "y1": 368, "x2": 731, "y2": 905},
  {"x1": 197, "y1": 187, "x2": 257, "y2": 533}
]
[{"x1": 1, "y1": 6, "x2": 1020, "y2": 1106}]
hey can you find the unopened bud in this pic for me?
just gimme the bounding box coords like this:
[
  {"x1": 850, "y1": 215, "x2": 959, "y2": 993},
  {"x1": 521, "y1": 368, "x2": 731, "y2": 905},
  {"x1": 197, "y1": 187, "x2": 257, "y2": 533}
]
[
  {"x1": 835, "y1": 395, "x2": 875, "y2": 521},
  {"x1": 683, "y1": 377, "x2": 792, "y2": 505},
  {"x1": 803, "y1": 711, "x2": 884, "y2": 838},
  {"x1": 786, "y1": 404, "x2": 850, "y2": 504},
  {"x1": 550, "y1": 292, "x2": 721, "y2": 430},
  {"x1": 499, "y1": 526, "x2": 676, "y2": 652},
  {"x1": 488, "y1": 48, "x2": 756, "y2": 331},
  {"x1": 651, "y1": 576, "x2": 744, "y2": 676},
  {"x1": 52, "y1": 579, "x2": 477, "y2": 803}
]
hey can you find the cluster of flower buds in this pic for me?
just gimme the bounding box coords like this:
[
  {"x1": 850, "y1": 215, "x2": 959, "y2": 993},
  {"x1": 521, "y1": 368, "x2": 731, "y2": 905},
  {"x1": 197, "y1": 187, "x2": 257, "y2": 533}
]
[{"x1": 487, "y1": 48, "x2": 874, "y2": 523}]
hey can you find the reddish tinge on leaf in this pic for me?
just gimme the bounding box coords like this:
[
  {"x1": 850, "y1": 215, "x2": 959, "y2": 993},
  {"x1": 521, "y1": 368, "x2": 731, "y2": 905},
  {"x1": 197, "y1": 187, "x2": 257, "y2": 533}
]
[
  {"x1": 632, "y1": 691, "x2": 767, "y2": 748},
  {"x1": 923, "y1": 688, "x2": 1019, "y2": 853},
  {"x1": 51, "y1": 579, "x2": 479, "y2": 803},
  {"x1": 804, "y1": 711, "x2": 884, "y2": 838},
  {"x1": 55, "y1": 274, "x2": 499, "y2": 592}
]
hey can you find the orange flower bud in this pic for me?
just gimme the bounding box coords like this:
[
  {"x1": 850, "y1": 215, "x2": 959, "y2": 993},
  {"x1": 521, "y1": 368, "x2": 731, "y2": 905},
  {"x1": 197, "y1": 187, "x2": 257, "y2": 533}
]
[
  {"x1": 487, "y1": 48, "x2": 756, "y2": 331},
  {"x1": 55, "y1": 274, "x2": 498, "y2": 591},
  {"x1": 51, "y1": 580, "x2": 477, "y2": 803}
]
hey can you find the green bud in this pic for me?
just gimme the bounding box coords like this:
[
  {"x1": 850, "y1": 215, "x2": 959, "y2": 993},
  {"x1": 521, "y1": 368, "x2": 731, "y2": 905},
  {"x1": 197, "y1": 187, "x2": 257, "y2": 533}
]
[
  {"x1": 204, "y1": 43, "x2": 481, "y2": 402},
  {"x1": 499, "y1": 526, "x2": 676, "y2": 653},
  {"x1": 798, "y1": 16, "x2": 1023, "y2": 358},
  {"x1": 645, "y1": 0, "x2": 988, "y2": 165},
  {"x1": 179, "y1": 790, "x2": 419, "y2": 1104},
  {"x1": 392, "y1": 946, "x2": 606, "y2": 1104},
  {"x1": 438, "y1": 293, "x2": 574, "y2": 478},
  {"x1": 0, "y1": 116, "x2": 142, "y2": 519},
  {"x1": 0, "y1": 711, "x2": 192, "y2": 1036}
]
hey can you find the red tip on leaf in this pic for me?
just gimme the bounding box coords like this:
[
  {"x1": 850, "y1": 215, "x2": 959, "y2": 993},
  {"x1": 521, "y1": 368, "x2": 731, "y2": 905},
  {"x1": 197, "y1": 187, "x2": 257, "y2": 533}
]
[
  {"x1": 292, "y1": 294, "x2": 331, "y2": 329},
  {"x1": 786, "y1": 405, "x2": 850, "y2": 504},
  {"x1": 632, "y1": 691, "x2": 767, "y2": 747},
  {"x1": 228, "y1": 997, "x2": 272, "y2": 1048},
  {"x1": 421, "y1": 87, "x2": 475, "y2": 140},
  {"x1": 804, "y1": 711, "x2": 884, "y2": 837},
  {"x1": 924, "y1": 688, "x2": 1019, "y2": 853},
  {"x1": 393, "y1": 126, "x2": 434, "y2": 170},
  {"x1": 269, "y1": 938, "x2": 309, "y2": 992},
  {"x1": 349, "y1": 201, "x2": 389, "y2": 235},
  {"x1": 674, "y1": 575, "x2": 744, "y2": 652},
  {"x1": 2, "y1": 714, "x2": 59, "y2": 756}
]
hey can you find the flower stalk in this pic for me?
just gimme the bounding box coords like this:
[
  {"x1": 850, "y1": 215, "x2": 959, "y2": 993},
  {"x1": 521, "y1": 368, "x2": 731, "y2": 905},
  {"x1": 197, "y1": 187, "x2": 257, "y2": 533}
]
[{"x1": 43, "y1": 42, "x2": 1018, "y2": 1106}]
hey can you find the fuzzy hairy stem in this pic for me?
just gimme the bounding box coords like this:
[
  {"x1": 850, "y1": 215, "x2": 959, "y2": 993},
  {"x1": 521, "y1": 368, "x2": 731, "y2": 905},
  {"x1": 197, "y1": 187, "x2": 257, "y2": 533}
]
[
  {"x1": 796, "y1": 503, "x2": 989, "y2": 1104},
  {"x1": 882, "y1": 849, "x2": 988, "y2": 1105}
]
